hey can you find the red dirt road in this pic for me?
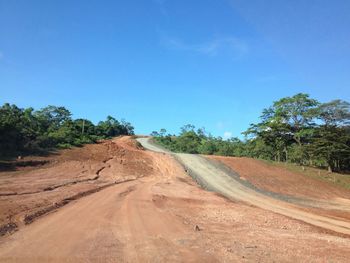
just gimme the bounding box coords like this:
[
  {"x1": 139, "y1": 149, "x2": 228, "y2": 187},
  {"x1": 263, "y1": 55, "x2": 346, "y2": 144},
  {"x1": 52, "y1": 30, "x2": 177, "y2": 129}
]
[{"x1": 1, "y1": 137, "x2": 350, "y2": 262}]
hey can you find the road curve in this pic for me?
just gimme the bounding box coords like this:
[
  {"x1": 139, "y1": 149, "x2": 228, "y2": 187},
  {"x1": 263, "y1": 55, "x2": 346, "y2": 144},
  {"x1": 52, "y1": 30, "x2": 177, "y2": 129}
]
[{"x1": 137, "y1": 137, "x2": 350, "y2": 235}]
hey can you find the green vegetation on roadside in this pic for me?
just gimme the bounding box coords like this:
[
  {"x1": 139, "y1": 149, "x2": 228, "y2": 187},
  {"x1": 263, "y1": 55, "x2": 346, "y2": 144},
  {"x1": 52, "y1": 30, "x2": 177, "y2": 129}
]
[
  {"x1": 152, "y1": 93, "x2": 350, "y2": 173},
  {"x1": 0, "y1": 103, "x2": 134, "y2": 158},
  {"x1": 152, "y1": 126, "x2": 247, "y2": 156}
]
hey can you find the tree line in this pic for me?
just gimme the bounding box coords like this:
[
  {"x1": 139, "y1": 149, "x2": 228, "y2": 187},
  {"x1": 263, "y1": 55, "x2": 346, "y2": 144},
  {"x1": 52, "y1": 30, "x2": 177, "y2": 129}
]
[
  {"x1": 0, "y1": 103, "x2": 134, "y2": 157},
  {"x1": 152, "y1": 93, "x2": 350, "y2": 173}
]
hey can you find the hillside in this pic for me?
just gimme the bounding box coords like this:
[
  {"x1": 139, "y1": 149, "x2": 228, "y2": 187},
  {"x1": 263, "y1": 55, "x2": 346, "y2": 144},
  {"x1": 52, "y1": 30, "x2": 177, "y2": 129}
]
[{"x1": 0, "y1": 136, "x2": 350, "y2": 262}]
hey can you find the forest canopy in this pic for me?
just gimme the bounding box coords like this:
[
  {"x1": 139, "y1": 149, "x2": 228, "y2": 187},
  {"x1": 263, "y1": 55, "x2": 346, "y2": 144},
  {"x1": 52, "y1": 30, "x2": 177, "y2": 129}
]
[
  {"x1": 0, "y1": 103, "x2": 134, "y2": 157},
  {"x1": 152, "y1": 93, "x2": 350, "y2": 173}
]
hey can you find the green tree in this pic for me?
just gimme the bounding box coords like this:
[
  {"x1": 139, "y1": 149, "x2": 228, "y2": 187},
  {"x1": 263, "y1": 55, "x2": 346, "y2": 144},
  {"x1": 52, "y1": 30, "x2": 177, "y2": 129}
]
[
  {"x1": 96, "y1": 116, "x2": 134, "y2": 138},
  {"x1": 273, "y1": 93, "x2": 319, "y2": 147},
  {"x1": 175, "y1": 128, "x2": 201, "y2": 153},
  {"x1": 96, "y1": 116, "x2": 122, "y2": 137},
  {"x1": 35, "y1": 106, "x2": 72, "y2": 132},
  {"x1": 0, "y1": 103, "x2": 135, "y2": 157},
  {"x1": 309, "y1": 100, "x2": 350, "y2": 172},
  {"x1": 317, "y1": 100, "x2": 350, "y2": 126},
  {"x1": 0, "y1": 103, "x2": 24, "y2": 154},
  {"x1": 309, "y1": 126, "x2": 350, "y2": 172},
  {"x1": 198, "y1": 134, "x2": 217, "y2": 154},
  {"x1": 244, "y1": 93, "x2": 319, "y2": 163}
]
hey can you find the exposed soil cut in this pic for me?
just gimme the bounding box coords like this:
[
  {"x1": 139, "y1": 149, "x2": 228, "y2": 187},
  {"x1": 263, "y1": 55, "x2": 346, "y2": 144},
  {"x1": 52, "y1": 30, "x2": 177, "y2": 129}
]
[
  {"x1": 1, "y1": 137, "x2": 350, "y2": 262},
  {"x1": 207, "y1": 156, "x2": 350, "y2": 200},
  {"x1": 0, "y1": 136, "x2": 153, "y2": 234}
]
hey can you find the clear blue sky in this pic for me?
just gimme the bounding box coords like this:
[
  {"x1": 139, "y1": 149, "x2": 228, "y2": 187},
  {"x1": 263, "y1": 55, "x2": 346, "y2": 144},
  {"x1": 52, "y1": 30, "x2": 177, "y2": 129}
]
[{"x1": 1, "y1": 0, "x2": 349, "y2": 138}]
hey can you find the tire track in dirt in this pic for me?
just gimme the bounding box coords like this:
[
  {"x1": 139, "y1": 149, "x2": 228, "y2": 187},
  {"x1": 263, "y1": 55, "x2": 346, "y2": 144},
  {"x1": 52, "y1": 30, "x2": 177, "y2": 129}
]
[
  {"x1": 0, "y1": 178, "x2": 137, "y2": 237},
  {"x1": 0, "y1": 157, "x2": 118, "y2": 198},
  {"x1": 137, "y1": 137, "x2": 350, "y2": 236},
  {"x1": 0, "y1": 143, "x2": 216, "y2": 262},
  {"x1": 1, "y1": 137, "x2": 350, "y2": 262},
  {"x1": 0, "y1": 137, "x2": 154, "y2": 238},
  {"x1": 22, "y1": 178, "x2": 136, "y2": 225}
]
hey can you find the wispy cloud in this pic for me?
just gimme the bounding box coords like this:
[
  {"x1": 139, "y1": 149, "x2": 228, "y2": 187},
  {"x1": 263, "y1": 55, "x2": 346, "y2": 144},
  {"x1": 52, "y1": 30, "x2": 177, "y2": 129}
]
[
  {"x1": 160, "y1": 36, "x2": 248, "y2": 58},
  {"x1": 223, "y1": 131, "x2": 233, "y2": 139},
  {"x1": 197, "y1": 38, "x2": 248, "y2": 56}
]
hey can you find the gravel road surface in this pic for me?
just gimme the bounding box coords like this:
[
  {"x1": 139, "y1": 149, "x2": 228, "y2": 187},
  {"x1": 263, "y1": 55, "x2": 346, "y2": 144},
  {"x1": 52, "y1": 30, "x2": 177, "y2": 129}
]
[{"x1": 137, "y1": 137, "x2": 350, "y2": 235}]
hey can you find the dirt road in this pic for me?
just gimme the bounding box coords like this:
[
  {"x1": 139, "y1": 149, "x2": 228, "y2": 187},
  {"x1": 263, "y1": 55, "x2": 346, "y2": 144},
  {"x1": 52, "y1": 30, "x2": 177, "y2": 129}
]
[
  {"x1": 0, "y1": 179, "x2": 212, "y2": 262},
  {"x1": 0, "y1": 140, "x2": 213, "y2": 262},
  {"x1": 1, "y1": 137, "x2": 350, "y2": 262},
  {"x1": 137, "y1": 137, "x2": 350, "y2": 235}
]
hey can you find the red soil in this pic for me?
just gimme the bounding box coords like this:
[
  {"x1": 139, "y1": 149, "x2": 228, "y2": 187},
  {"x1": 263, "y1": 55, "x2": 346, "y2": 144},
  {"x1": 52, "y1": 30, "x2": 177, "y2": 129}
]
[{"x1": 0, "y1": 138, "x2": 349, "y2": 262}]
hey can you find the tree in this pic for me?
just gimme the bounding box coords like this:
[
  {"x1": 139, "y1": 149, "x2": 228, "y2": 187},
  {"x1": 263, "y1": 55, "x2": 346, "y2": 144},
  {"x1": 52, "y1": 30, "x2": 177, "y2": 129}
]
[
  {"x1": 152, "y1": 94, "x2": 350, "y2": 172},
  {"x1": 317, "y1": 100, "x2": 350, "y2": 126},
  {"x1": 243, "y1": 116, "x2": 292, "y2": 162},
  {"x1": 96, "y1": 116, "x2": 121, "y2": 137},
  {"x1": 198, "y1": 138, "x2": 217, "y2": 155},
  {"x1": 197, "y1": 127, "x2": 207, "y2": 139},
  {"x1": 175, "y1": 129, "x2": 201, "y2": 153},
  {"x1": 74, "y1": 119, "x2": 96, "y2": 136},
  {"x1": 270, "y1": 93, "x2": 319, "y2": 146},
  {"x1": 35, "y1": 106, "x2": 72, "y2": 132},
  {"x1": 244, "y1": 94, "x2": 319, "y2": 164},
  {"x1": 20, "y1": 107, "x2": 42, "y2": 151},
  {"x1": 150, "y1": 131, "x2": 159, "y2": 137},
  {"x1": 309, "y1": 126, "x2": 350, "y2": 172},
  {"x1": 96, "y1": 115, "x2": 134, "y2": 138},
  {"x1": 0, "y1": 103, "x2": 135, "y2": 157},
  {"x1": 0, "y1": 103, "x2": 24, "y2": 154},
  {"x1": 120, "y1": 119, "x2": 135, "y2": 135},
  {"x1": 180, "y1": 124, "x2": 195, "y2": 134},
  {"x1": 159, "y1": 128, "x2": 167, "y2": 137},
  {"x1": 310, "y1": 100, "x2": 350, "y2": 172}
]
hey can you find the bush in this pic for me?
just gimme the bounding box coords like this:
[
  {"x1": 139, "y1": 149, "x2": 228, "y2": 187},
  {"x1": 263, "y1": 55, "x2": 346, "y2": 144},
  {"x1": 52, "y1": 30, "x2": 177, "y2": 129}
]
[{"x1": 0, "y1": 103, "x2": 135, "y2": 158}]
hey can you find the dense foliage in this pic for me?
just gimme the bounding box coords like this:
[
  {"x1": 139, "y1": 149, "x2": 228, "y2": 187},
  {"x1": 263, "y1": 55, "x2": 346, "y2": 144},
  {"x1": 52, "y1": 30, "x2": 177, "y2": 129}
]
[
  {"x1": 152, "y1": 94, "x2": 350, "y2": 172},
  {"x1": 152, "y1": 126, "x2": 247, "y2": 156},
  {"x1": 0, "y1": 103, "x2": 134, "y2": 157}
]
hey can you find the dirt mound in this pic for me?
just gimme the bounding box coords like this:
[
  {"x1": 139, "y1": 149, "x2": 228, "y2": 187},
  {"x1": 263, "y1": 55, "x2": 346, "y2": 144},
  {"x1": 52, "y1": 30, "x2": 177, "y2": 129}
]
[
  {"x1": 2, "y1": 144, "x2": 350, "y2": 262},
  {"x1": 0, "y1": 136, "x2": 152, "y2": 233},
  {"x1": 1, "y1": 137, "x2": 350, "y2": 262}
]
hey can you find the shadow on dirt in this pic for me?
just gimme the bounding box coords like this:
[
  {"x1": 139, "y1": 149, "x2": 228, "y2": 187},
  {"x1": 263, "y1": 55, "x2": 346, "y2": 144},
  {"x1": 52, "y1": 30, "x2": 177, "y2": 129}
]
[
  {"x1": 0, "y1": 149, "x2": 60, "y2": 172},
  {"x1": 0, "y1": 160, "x2": 51, "y2": 172}
]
